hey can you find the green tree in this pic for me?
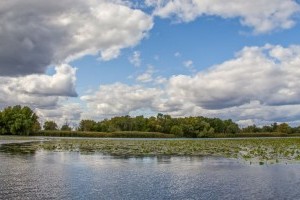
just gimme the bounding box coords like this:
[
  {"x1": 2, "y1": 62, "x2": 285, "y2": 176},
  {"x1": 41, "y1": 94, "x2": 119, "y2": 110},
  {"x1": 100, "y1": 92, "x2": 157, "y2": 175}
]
[
  {"x1": 61, "y1": 122, "x2": 72, "y2": 131},
  {"x1": 276, "y1": 123, "x2": 292, "y2": 134},
  {"x1": 198, "y1": 127, "x2": 215, "y2": 138},
  {"x1": 0, "y1": 105, "x2": 39, "y2": 135},
  {"x1": 242, "y1": 125, "x2": 261, "y2": 133},
  {"x1": 208, "y1": 118, "x2": 226, "y2": 133},
  {"x1": 170, "y1": 125, "x2": 183, "y2": 137},
  {"x1": 147, "y1": 116, "x2": 158, "y2": 132},
  {"x1": 78, "y1": 119, "x2": 97, "y2": 131},
  {"x1": 43, "y1": 121, "x2": 58, "y2": 131},
  {"x1": 133, "y1": 116, "x2": 147, "y2": 131},
  {"x1": 224, "y1": 119, "x2": 239, "y2": 134},
  {"x1": 271, "y1": 122, "x2": 278, "y2": 132},
  {"x1": 261, "y1": 125, "x2": 273, "y2": 133},
  {"x1": 291, "y1": 126, "x2": 300, "y2": 134},
  {"x1": 182, "y1": 124, "x2": 195, "y2": 137},
  {"x1": 0, "y1": 111, "x2": 4, "y2": 135},
  {"x1": 32, "y1": 121, "x2": 41, "y2": 132}
]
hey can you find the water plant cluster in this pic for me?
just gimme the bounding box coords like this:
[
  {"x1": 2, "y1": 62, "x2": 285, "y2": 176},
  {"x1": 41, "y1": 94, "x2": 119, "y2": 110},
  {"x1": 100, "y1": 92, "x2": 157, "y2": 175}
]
[{"x1": 1, "y1": 137, "x2": 300, "y2": 163}]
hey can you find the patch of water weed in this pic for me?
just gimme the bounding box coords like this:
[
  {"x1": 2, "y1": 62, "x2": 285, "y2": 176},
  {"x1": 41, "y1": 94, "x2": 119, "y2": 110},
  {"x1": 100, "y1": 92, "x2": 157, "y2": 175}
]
[
  {"x1": 2, "y1": 137, "x2": 300, "y2": 163},
  {"x1": 0, "y1": 142, "x2": 40, "y2": 155},
  {"x1": 37, "y1": 138, "x2": 299, "y2": 162}
]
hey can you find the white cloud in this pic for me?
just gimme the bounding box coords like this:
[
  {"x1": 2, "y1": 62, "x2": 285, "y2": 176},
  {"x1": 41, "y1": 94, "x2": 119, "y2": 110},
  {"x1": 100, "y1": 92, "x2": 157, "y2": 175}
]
[
  {"x1": 129, "y1": 51, "x2": 142, "y2": 67},
  {"x1": 0, "y1": 0, "x2": 154, "y2": 125},
  {"x1": 81, "y1": 83, "x2": 163, "y2": 118},
  {"x1": 236, "y1": 119, "x2": 256, "y2": 128},
  {"x1": 80, "y1": 44, "x2": 300, "y2": 125},
  {"x1": 0, "y1": 64, "x2": 77, "y2": 109},
  {"x1": 136, "y1": 66, "x2": 154, "y2": 82},
  {"x1": 212, "y1": 101, "x2": 300, "y2": 125},
  {"x1": 36, "y1": 102, "x2": 82, "y2": 128},
  {"x1": 146, "y1": 0, "x2": 300, "y2": 33},
  {"x1": 167, "y1": 44, "x2": 300, "y2": 110},
  {"x1": 21, "y1": 64, "x2": 77, "y2": 97},
  {"x1": 154, "y1": 76, "x2": 167, "y2": 85},
  {"x1": 0, "y1": 0, "x2": 153, "y2": 76}
]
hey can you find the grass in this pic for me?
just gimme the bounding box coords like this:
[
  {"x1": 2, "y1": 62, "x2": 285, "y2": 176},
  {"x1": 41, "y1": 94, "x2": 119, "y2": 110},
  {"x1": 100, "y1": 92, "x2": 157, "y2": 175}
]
[
  {"x1": 1, "y1": 136, "x2": 300, "y2": 163},
  {"x1": 27, "y1": 130, "x2": 300, "y2": 139},
  {"x1": 0, "y1": 135, "x2": 40, "y2": 140},
  {"x1": 198, "y1": 132, "x2": 300, "y2": 138},
  {"x1": 30, "y1": 130, "x2": 175, "y2": 138}
]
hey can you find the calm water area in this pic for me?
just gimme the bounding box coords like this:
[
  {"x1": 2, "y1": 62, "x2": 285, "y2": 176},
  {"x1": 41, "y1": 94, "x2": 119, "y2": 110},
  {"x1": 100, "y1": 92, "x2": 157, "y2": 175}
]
[{"x1": 0, "y1": 140, "x2": 300, "y2": 200}]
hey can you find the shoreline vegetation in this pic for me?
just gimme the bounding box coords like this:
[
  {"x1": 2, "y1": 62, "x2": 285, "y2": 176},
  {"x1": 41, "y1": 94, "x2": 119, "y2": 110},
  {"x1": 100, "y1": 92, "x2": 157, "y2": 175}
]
[
  {"x1": 1, "y1": 105, "x2": 300, "y2": 138},
  {"x1": 31, "y1": 130, "x2": 300, "y2": 138},
  {"x1": 32, "y1": 131, "x2": 176, "y2": 138}
]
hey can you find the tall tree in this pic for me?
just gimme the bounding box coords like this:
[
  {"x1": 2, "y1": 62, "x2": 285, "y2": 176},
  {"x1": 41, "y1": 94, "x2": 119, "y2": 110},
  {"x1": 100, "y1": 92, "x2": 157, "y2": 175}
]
[
  {"x1": 276, "y1": 123, "x2": 292, "y2": 134},
  {"x1": 43, "y1": 121, "x2": 58, "y2": 131},
  {"x1": 0, "y1": 105, "x2": 40, "y2": 135},
  {"x1": 78, "y1": 119, "x2": 97, "y2": 131},
  {"x1": 61, "y1": 124, "x2": 72, "y2": 131}
]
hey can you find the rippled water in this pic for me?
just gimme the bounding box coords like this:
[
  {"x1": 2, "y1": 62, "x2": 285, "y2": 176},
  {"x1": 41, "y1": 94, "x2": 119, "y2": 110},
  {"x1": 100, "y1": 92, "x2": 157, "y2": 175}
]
[{"x1": 1, "y1": 146, "x2": 300, "y2": 199}]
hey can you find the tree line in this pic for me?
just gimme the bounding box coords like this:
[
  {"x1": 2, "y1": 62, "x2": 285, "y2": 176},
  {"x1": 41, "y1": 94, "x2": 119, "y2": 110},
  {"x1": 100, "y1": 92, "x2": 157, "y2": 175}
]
[
  {"x1": 75, "y1": 113, "x2": 240, "y2": 137},
  {"x1": 240, "y1": 123, "x2": 300, "y2": 134},
  {"x1": 1, "y1": 105, "x2": 299, "y2": 137}
]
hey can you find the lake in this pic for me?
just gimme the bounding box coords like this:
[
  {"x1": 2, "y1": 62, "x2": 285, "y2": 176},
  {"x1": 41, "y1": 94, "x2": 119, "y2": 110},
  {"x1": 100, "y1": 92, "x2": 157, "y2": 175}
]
[{"x1": 1, "y1": 144, "x2": 300, "y2": 200}]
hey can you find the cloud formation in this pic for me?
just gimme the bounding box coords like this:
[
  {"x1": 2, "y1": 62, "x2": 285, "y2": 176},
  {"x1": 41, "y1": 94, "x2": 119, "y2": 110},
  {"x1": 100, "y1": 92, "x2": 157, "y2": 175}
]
[
  {"x1": 36, "y1": 102, "x2": 82, "y2": 127},
  {"x1": 81, "y1": 83, "x2": 162, "y2": 118},
  {"x1": 80, "y1": 44, "x2": 300, "y2": 124},
  {"x1": 0, "y1": 64, "x2": 77, "y2": 108},
  {"x1": 146, "y1": 0, "x2": 300, "y2": 33},
  {"x1": 167, "y1": 44, "x2": 300, "y2": 110},
  {"x1": 0, "y1": 0, "x2": 153, "y2": 76}
]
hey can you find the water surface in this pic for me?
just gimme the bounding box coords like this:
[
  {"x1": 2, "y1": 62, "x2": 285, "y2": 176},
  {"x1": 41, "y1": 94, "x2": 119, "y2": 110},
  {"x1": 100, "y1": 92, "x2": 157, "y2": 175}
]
[{"x1": 1, "y1": 149, "x2": 300, "y2": 200}]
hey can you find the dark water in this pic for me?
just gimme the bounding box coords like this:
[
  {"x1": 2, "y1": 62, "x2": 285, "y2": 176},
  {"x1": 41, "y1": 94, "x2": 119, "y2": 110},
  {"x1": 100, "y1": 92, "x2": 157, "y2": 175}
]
[{"x1": 1, "y1": 150, "x2": 300, "y2": 199}]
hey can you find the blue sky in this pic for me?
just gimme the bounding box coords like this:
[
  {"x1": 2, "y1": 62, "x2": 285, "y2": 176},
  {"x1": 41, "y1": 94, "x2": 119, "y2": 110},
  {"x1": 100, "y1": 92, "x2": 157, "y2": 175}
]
[
  {"x1": 74, "y1": 13, "x2": 300, "y2": 94},
  {"x1": 1, "y1": 0, "x2": 300, "y2": 127}
]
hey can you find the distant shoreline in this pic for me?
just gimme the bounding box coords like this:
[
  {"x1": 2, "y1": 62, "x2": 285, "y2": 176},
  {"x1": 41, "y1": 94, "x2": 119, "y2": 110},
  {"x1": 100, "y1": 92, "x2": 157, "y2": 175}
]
[{"x1": 2, "y1": 131, "x2": 300, "y2": 139}]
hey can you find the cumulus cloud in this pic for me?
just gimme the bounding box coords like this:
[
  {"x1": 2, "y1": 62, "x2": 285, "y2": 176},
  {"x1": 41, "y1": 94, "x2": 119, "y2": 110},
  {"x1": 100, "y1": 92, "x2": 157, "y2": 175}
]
[
  {"x1": 154, "y1": 76, "x2": 167, "y2": 85},
  {"x1": 0, "y1": 0, "x2": 153, "y2": 76},
  {"x1": 36, "y1": 102, "x2": 82, "y2": 128},
  {"x1": 205, "y1": 101, "x2": 300, "y2": 125},
  {"x1": 80, "y1": 44, "x2": 300, "y2": 125},
  {"x1": 145, "y1": 0, "x2": 300, "y2": 33},
  {"x1": 167, "y1": 44, "x2": 300, "y2": 110},
  {"x1": 0, "y1": 64, "x2": 77, "y2": 108},
  {"x1": 81, "y1": 83, "x2": 162, "y2": 118}
]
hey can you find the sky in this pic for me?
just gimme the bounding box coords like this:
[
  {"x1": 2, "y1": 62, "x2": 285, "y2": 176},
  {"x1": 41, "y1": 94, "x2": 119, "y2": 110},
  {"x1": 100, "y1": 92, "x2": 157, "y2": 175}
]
[{"x1": 1, "y1": 0, "x2": 300, "y2": 127}]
